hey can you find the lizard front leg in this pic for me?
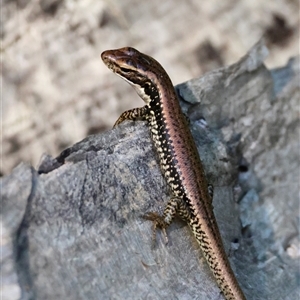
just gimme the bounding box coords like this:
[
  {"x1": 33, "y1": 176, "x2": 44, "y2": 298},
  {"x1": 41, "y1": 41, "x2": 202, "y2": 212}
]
[{"x1": 114, "y1": 106, "x2": 149, "y2": 127}]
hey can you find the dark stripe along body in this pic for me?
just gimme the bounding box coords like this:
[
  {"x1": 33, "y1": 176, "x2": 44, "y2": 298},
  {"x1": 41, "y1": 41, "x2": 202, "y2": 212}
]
[{"x1": 101, "y1": 47, "x2": 246, "y2": 300}]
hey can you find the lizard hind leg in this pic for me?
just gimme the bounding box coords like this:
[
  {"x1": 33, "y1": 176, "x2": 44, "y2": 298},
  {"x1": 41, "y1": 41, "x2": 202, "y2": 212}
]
[
  {"x1": 142, "y1": 197, "x2": 190, "y2": 247},
  {"x1": 142, "y1": 211, "x2": 170, "y2": 247},
  {"x1": 207, "y1": 184, "x2": 214, "y2": 201}
]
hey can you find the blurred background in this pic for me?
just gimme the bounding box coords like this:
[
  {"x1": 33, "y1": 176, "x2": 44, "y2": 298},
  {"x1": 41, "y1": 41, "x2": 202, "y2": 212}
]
[{"x1": 1, "y1": 0, "x2": 299, "y2": 175}]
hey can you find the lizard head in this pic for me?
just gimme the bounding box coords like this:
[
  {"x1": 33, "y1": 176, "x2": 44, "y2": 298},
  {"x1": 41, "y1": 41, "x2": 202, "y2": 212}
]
[{"x1": 101, "y1": 47, "x2": 172, "y2": 105}]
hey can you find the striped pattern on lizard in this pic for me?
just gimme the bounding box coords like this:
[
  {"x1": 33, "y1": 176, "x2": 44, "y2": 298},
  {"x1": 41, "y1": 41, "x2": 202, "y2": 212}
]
[{"x1": 101, "y1": 47, "x2": 246, "y2": 300}]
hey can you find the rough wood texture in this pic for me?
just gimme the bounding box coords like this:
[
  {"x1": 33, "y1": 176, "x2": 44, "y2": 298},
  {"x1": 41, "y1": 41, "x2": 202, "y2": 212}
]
[{"x1": 1, "y1": 41, "x2": 299, "y2": 300}]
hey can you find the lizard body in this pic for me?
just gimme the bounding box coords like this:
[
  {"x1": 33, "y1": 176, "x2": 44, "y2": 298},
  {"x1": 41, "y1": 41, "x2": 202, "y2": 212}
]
[{"x1": 101, "y1": 47, "x2": 246, "y2": 300}]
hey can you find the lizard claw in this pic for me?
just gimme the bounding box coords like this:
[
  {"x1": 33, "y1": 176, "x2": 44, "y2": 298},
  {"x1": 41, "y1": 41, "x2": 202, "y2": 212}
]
[{"x1": 142, "y1": 212, "x2": 169, "y2": 246}]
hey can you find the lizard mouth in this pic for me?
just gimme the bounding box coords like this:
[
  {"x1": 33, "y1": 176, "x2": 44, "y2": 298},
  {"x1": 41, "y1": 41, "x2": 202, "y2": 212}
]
[{"x1": 101, "y1": 51, "x2": 122, "y2": 74}]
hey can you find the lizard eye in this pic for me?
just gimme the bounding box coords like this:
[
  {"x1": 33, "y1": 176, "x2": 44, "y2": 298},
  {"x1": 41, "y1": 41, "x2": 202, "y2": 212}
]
[{"x1": 120, "y1": 67, "x2": 131, "y2": 73}]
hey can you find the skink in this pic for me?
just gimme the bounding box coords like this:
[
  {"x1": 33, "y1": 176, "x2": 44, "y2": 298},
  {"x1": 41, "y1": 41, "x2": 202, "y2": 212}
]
[{"x1": 101, "y1": 47, "x2": 246, "y2": 300}]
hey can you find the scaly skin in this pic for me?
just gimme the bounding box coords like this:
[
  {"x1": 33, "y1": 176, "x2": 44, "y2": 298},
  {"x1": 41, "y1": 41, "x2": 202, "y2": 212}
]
[{"x1": 101, "y1": 47, "x2": 246, "y2": 300}]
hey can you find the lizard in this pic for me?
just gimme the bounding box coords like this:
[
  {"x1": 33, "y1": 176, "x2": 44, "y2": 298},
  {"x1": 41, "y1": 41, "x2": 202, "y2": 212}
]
[{"x1": 101, "y1": 47, "x2": 246, "y2": 300}]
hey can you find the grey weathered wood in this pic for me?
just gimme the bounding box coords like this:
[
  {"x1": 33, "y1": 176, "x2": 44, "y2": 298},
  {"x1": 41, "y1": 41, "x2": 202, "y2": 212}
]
[{"x1": 1, "y1": 40, "x2": 299, "y2": 300}]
